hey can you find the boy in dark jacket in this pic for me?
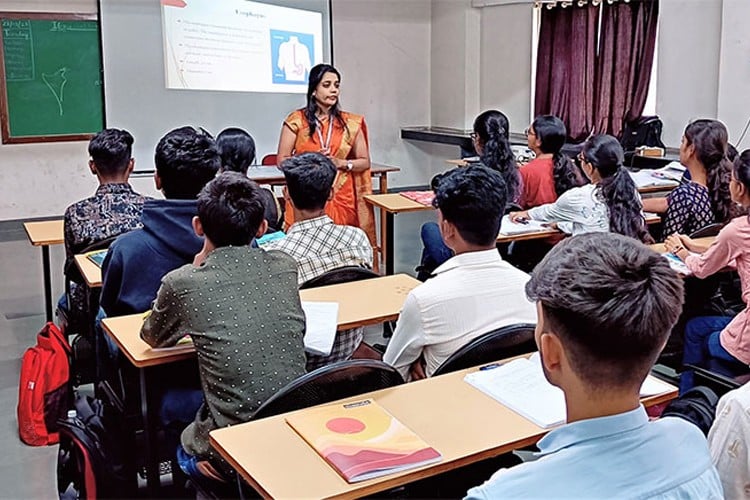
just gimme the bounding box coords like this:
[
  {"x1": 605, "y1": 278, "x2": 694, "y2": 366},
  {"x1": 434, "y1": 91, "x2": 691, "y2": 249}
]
[{"x1": 100, "y1": 126, "x2": 219, "y2": 316}]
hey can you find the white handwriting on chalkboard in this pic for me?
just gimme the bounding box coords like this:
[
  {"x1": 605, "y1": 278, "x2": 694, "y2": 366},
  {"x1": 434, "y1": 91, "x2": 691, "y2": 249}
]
[{"x1": 42, "y1": 67, "x2": 69, "y2": 116}]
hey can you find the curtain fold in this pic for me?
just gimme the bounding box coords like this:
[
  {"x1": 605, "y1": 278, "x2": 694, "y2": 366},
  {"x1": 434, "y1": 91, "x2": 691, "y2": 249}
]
[
  {"x1": 534, "y1": 4, "x2": 599, "y2": 142},
  {"x1": 594, "y1": 0, "x2": 659, "y2": 137},
  {"x1": 534, "y1": 0, "x2": 659, "y2": 141}
]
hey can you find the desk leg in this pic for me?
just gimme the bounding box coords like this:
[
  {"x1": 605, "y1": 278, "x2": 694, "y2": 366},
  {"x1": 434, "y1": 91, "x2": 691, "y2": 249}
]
[
  {"x1": 386, "y1": 211, "x2": 395, "y2": 275},
  {"x1": 41, "y1": 246, "x2": 53, "y2": 322},
  {"x1": 378, "y1": 174, "x2": 389, "y2": 273},
  {"x1": 140, "y1": 368, "x2": 161, "y2": 495}
]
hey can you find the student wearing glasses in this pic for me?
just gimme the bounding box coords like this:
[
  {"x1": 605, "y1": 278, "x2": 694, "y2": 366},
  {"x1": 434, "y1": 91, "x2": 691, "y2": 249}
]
[
  {"x1": 518, "y1": 115, "x2": 584, "y2": 209},
  {"x1": 509, "y1": 134, "x2": 652, "y2": 244}
]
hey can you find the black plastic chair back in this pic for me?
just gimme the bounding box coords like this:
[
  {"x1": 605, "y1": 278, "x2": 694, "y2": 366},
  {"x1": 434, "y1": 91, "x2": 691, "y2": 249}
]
[
  {"x1": 252, "y1": 359, "x2": 404, "y2": 420},
  {"x1": 433, "y1": 323, "x2": 537, "y2": 376},
  {"x1": 299, "y1": 265, "x2": 379, "y2": 290},
  {"x1": 64, "y1": 235, "x2": 119, "y2": 285},
  {"x1": 689, "y1": 223, "x2": 723, "y2": 239}
]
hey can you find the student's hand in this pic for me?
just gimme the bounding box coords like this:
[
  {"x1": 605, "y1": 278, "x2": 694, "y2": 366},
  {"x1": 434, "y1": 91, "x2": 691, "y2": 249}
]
[
  {"x1": 509, "y1": 211, "x2": 530, "y2": 223},
  {"x1": 328, "y1": 157, "x2": 348, "y2": 171},
  {"x1": 409, "y1": 358, "x2": 427, "y2": 381}
]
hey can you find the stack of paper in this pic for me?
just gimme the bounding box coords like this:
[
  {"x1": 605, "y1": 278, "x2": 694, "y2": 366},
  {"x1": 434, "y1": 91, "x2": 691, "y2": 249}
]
[
  {"x1": 627, "y1": 170, "x2": 680, "y2": 189},
  {"x1": 301, "y1": 301, "x2": 339, "y2": 356}
]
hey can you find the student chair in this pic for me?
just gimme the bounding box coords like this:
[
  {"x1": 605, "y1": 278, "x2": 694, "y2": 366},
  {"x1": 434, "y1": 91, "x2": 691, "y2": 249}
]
[
  {"x1": 299, "y1": 265, "x2": 379, "y2": 289},
  {"x1": 252, "y1": 359, "x2": 404, "y2": 420},
  {"x1": 261, "y1": 153, "x2": 277, "y2": 166},
  {"x1": 689, "y1": 223, "x2": 723, "y2": 239},
  {"x1": 432, "y1": 323, "x2": 537, "y2": 376}
]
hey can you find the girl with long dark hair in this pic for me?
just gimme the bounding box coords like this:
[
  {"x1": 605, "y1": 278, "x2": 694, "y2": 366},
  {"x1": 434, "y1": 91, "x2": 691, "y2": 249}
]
[
  {"x1": 277, "y1": 63, "x2": 376, "y2": 244},
  {"x1": 666, "y1": 150, "x2": 750, "y2": 392},
  {"x1": 520, "y1": 115, "x2": 584, "y2": 208},
  {"x1": 643, "y1": 119, "x2": 733, "y2": 239},
  {"x1": 510, "y1": 135, "x2": 651, "y2": 243}
]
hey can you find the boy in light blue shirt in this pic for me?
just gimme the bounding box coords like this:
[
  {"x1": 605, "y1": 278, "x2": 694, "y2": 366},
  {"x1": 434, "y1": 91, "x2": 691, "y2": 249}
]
[{"x1": 466, "y1": 233, "x2": 723, "y2": 499}]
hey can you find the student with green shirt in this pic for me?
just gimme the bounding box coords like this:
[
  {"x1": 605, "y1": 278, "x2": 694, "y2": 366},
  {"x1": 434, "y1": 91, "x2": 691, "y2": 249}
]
[{"x1": 141, "y1": 171, "x2": 307, "y2": 482}]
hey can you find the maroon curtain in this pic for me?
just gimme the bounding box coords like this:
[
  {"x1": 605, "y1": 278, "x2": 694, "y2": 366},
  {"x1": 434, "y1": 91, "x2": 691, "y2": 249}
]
[
  {"x1": 593, "y1": 0, "x2": 659, "y2": 137},
  {"x1": 534, "y1": 4, "x2": 599, "y2": 142}
]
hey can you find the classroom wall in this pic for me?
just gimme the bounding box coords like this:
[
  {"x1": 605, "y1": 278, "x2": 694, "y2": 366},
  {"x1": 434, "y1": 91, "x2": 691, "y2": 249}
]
[{"x1": 717, "y1": 0, "x2": 750, "y2": 151}]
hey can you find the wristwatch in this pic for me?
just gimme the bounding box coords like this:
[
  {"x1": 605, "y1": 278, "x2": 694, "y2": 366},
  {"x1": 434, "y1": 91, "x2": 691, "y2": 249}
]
[{"x1": 346, "y1": 160, "x2": 353, "y2": 172}]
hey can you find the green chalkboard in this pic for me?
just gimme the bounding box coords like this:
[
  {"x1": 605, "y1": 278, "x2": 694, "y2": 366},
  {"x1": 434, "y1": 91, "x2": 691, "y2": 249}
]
[{"x1": 0, "y1": 13, "x2": 104, "y2": 143}]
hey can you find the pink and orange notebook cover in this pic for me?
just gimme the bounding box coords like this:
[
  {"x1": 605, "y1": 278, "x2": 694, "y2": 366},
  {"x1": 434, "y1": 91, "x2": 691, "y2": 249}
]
[
  {"x1": 399, "y1": 191, "x2": 435, "y2": 206},
  {"x1": 286, "y1": 399, "x2": 441, "y2": 483}
]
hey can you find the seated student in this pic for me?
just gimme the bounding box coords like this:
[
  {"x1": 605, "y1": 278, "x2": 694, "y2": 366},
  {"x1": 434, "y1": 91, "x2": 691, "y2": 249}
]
[
  {"x1": 419, "y1": 110, "x2": 520, "y2": 276},
  {"x1": 510, "y1": 134, "x2": 652, "y2": 243},
  {"x1": 216, "y1": 127, "x2": 282, "y2": 234},
  {"x1": 665, "y1": 149, "x2": 750, "y2": 393},
  {"x1": 466, "y1": 233, "x2": 723, "y2": 499},
  {"x1": 100, "y1": 126, "x2": 219, "y2": 317},
  {"x1": 62, "y1": 128, "x2": 148, "y2": 323},
  {"x1": 384, "y1": 166, "x2": 537, "y2": 380},
  {"x1": 267, "y1": 152, "x2": 373, "y2": 370},
  {"x1": 643, "y1": 119, "x2": 733, "y2": 239},
  {"x1": 519, "y1": 115, "x2": 583, "y2": 209},
  {"x1": 707, "y1": 382, "x2": 750, "y2": 500},
  {"x1": 141, "y1": 172, "x2": 307, "y2": 481}
]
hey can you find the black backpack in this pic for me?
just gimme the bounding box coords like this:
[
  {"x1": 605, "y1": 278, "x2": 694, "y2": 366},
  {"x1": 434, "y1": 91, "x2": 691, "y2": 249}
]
[
  {"x1": 620, "y1": 116, "x2": 666, "y2": 153},
  {"x1": 661, "y1": 386, "x2": 719, "y2": 436},
  {"x1": 57, "y1": 393, "x2": 130, "y2": 499}
]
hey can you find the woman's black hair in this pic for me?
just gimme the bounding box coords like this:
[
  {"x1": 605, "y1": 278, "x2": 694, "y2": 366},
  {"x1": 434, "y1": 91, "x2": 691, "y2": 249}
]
[
  {"x1": 474, "y1": 110, "x2": 520, "y2": 202},
  {"x1": 684, "y1": 120, "x2": 733, "y2": 224},
  {"x1": 531, "y1": 115, "x2": 584, "y2": 196},
  {"x1": 216, "y1": 128, "x2": 256, "y2": 174},
  {"x1": 304, "y1": 63, "x2": 347, "y2": 138},
  {"x1": 733, "y1": 149, "x2": 750, "y2": 222},
  {"x1": 583, "y1": 134, "x2": 652, "y2": 244}
]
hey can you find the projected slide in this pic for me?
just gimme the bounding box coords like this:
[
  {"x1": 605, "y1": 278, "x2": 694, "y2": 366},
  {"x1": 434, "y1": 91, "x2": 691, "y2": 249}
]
[{"x1": 161, "y1": 0, "x2": 324, "y2": 93}]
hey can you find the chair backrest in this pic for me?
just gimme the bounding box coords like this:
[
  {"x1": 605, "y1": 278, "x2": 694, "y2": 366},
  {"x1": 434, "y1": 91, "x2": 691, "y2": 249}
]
[
  {"x1": 432, "y1": 323, "x2": 537, "y2": 376},
  {"x1": 689, "y1": 223, "x2": 723, "y2": 239},
  {"x1": 299, "y1": 266, "x2": 379, "y2": 290},
  {"x1": 261, "y1": 154, "x2": 278, "y2": 166},
  {"x1": 252, "y1": 359, "x2": 404, "y2": 420}
]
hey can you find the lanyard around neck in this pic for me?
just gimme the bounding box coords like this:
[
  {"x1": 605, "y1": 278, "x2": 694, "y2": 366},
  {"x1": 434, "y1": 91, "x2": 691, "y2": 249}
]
[{"x1": 315, "y1": 115, "x2": 334, "y2": 152}]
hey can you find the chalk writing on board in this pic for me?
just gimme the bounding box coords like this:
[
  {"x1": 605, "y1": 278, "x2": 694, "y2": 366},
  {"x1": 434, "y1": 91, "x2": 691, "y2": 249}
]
[
  {"x1": 2, "y1": 20, "x2": 34, "y2": 81},
  {"x1": 42, "y1": 67, "x2": 69, "y2": 116},
  {"x1": 49, "y1": 21, "x2": 98, "y2": 33}
]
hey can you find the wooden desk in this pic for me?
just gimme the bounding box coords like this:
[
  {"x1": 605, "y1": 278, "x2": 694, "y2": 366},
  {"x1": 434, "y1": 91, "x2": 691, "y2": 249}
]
[
  {"x1": 102, "y1": 274, "x2": 420, "y2": 368},
  {"x1": 364, "y1": 192, "x2": 662, "y2": 273},
  {"x1": 648, "y1": 236, "x2": 716, "y2": 254},
  {"x1": 23, "y1": 220, "x2": 64, "y2": 321},
  {"x1": 102, "y1": 273, "x2": 419, "y2": 493},
  {"x1": 74, "y1": 254, "x2": 102, "y2": 288},
  {"x1": 210, "y1": 362, "x2": 677, "y2": 499}
]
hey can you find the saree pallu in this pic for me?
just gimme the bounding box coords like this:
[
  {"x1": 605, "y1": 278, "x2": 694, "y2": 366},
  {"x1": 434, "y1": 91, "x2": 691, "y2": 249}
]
[{"x1": 282, "y1": 109, "x2": 377, "y2": 246}]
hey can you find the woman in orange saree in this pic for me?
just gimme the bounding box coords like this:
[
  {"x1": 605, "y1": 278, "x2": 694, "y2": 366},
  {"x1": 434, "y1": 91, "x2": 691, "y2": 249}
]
[{"x1": 276, "y1": 63, "x2": 376, "y2": 246}]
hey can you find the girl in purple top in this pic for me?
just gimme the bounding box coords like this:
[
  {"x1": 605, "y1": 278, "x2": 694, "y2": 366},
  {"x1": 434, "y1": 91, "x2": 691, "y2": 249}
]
[{"x1": 666, "y1": 149, "x2": 750, "y2": 392}]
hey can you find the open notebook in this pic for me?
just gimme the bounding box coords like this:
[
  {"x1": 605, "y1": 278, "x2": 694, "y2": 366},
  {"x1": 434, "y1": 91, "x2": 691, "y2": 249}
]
[{"x1": 464, "y1": 353, "x2": 674, "y2": 428}]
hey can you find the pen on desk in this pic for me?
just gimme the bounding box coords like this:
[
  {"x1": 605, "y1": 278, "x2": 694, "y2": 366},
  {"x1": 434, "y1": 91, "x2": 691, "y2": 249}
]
[{"x1": 480, "y1": 363, "x2": 502, "y2": 371}]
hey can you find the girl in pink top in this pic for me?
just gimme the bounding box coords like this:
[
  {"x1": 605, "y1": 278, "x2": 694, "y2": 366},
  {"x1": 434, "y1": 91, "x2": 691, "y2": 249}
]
[{"x1": 666, "y1": 149, "x2": 750, "y2": 393}]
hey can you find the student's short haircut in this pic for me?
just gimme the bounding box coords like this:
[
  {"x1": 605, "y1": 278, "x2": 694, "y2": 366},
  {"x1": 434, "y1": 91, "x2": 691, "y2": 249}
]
[
  {"x1": 197, "y1": 172, "x2": 265, "y2": 247},
  {"x1": 216, "y1": 127, "x2": 256, "y2": 174},
  {"x1": 280, "y1": 152, "x2": 336, "y2": 211},
  {"x1": 154, "y1": 126, "x2": 220, "y2": 200},
  {"x1": 526, "y1": 233, "x2": 684, "y2": 389},
  {"x1": 88, "y1": 128, "x2": 134, "y2": 176},
  {"x1": 431, "y1": 165, "x2": 507, "y2": 246}
]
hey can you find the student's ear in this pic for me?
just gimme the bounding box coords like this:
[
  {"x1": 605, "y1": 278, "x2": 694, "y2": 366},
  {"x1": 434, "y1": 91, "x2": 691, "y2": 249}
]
[
  {"x1": 192, "y1": 216, "x2": 205, "y2": 237},
  {"x1": 282, "y1": 186, "x2": 290, "y2": 203},
  {"x1": 327, "y1": 187, "x2": 334, "y2": 202},
  {"x1": 125, "y1": 158, "x2": 135, "y2": 177},
  {"x1": 154, "y1": 171, "x2": 162, "y2": 191},
  {"x1": 255, "y1": 219, "x2": 269, "y2": 238},
  {"x1": 88, "y1": 159, "x2": 97, "y2": 176},
  {"x1": 539, "y1": 332, "x2": 564, "y2": 387}
]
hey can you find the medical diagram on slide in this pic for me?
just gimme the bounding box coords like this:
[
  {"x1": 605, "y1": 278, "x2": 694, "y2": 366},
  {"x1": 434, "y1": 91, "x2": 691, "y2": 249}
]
[{"x1": 160, "y1": 0, "x2": 323, "y2": 94}]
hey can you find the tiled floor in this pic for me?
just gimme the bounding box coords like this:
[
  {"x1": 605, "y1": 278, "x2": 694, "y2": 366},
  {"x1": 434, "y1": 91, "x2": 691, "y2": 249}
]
[{"x1": 0, "y1": 208, "x2": 434, "y2": 498}]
